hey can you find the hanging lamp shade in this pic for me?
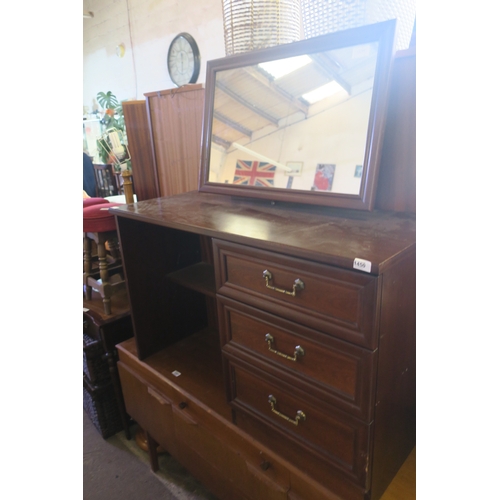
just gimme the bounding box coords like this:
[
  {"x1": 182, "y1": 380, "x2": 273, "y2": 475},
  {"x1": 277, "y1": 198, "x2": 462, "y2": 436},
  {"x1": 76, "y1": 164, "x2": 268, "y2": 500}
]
[
  {"x1": 222, "y1": 0, "x2": 301, "y2": 55},
  {"x1": 301, "y1": 0, "x2": 416, "y2": 51}
]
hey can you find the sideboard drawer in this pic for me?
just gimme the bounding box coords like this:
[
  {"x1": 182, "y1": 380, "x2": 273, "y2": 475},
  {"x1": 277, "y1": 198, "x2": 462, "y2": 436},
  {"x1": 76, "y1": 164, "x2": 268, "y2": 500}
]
[
  {"x1": 213, "y1": 239, "x2": 378, "y2": 348},
  {"x1": 117, "y1": 361, "x2": 178, "y2": 455},
  {"x1": 229, "y1": 360, "x2": 371, "y2": 488},
  {"x1": 219, "y1": 297, "x2": 376, "y2": 420},
  {"x1": 173, "y1": 402, "x2": 290, "y2": 500}
]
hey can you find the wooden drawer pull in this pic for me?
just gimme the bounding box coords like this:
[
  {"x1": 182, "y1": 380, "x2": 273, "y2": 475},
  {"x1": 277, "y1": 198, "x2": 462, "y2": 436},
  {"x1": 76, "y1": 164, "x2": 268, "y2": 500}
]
[
  {"x1": 265, "y1": 333, "x2": 304, "y2": 361},
  {"x1": 268, "y1": 395, "x2": 306, "y2": 426},
  {"x1": 147, "y1": 387, "x2": 172, "y2": 406},
  {"x1": 173, "y1": 403, "x2": 198, "y2": 426},
  {"x1": 263, "y1": 270, "x2": 304, "y2": 297}
]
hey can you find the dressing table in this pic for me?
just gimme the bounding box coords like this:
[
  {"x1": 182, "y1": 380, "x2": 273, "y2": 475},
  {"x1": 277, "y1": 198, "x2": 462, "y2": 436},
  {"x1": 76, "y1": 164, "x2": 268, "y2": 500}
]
[{"x1": 113, "y1": 20, "x2": 415, "y2": 500}]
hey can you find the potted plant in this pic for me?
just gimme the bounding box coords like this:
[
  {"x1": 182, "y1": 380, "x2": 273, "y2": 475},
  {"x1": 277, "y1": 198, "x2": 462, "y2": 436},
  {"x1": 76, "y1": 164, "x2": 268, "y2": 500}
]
[
  {"x1": 95, "y1": 91, "x2": 134, "y2": 203},
  {"x1": 96, "y1": 91, "x2": 127, "y2": 165}
]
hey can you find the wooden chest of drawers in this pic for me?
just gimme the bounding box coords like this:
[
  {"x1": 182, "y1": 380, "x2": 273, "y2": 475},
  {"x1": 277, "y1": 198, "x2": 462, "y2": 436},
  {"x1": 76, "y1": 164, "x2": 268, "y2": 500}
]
[
  {"x1": 113, "y1": 192, "x2": 415, "y2": 500},
  {"x1": 218, "y1": 296, "x2": 376, "y2": 419},
  {"x1": 214, "y1": 240, "x2": 379, "y2": 348}
]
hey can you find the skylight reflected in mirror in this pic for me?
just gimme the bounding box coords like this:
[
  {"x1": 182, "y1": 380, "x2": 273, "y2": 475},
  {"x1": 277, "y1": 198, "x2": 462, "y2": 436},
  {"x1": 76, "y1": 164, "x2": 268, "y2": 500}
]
[
  {"x1": 302, "y1": 80, "x2": 347, "y2": 104},
  {"x1": 258, "y1": 55, "x2": 311, "y2": 79}
]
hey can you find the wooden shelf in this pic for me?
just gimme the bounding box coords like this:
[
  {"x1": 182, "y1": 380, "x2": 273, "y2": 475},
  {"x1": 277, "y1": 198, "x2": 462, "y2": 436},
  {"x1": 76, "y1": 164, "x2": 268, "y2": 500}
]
[
  {"x1": 167, "y1": 262, "x2": 216, "y2": 298},
  {"x1": 119, "y1": 327, "x2": 229, "y2": 420}
]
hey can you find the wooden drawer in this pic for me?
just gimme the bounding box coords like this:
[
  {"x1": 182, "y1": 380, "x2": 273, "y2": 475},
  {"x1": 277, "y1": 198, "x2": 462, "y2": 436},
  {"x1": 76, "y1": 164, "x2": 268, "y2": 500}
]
[
  {"x1": 117, "y1": 361, "x2": 178, "y2": 456},
  {"x1": 117, "y1": 342, "x2": 290, "y2": 500},
  {"x1": 219, "y1": 297, "x2": 376, "y2": 420},
  {"x1": 229, "y1": 359, "x2": 372, "y2": 489},
  {"x1": 173, "y1": 399, "x2": 290, "y2": 500},
  {"x1": 213, "y1": 239, "x2": 379, "y2": 348}
]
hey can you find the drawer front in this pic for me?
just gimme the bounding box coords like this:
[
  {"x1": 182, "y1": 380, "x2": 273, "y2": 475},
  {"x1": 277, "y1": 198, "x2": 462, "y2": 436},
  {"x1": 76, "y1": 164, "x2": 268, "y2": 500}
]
[
  {"x1": 118, "y1": 354, "x2": 290, "y2": 500},
  {"x1": 213, "y1": 239, "x2": 378, "y2": 348},
  {"x1": 117, "y1": 361, "x2": 177, "y2": 455},
  {"x1": 174, "y1": 405, "x2": 290, "y2": 500},
  {"x1": 219, "y1": 297, "x2": 376, "y2": 420},
  {"x1": 167, "y1": 385, "x2": 290, "y2": 500},
  {"x1": 229, "y1": 360, "x2": 371, "y2": 487}
]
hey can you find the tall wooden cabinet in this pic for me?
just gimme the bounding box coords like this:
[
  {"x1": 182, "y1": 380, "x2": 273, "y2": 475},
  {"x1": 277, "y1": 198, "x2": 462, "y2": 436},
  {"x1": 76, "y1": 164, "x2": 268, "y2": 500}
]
[
  {"x1": 144, "y1": 84, "x2": 205, "y2": 197},
  {"x1": 122, "y1": 85, "x2": 205, "y2": 201},
  {"x1": 113, "y1": 193, "x2": 415, "y2": 500}
]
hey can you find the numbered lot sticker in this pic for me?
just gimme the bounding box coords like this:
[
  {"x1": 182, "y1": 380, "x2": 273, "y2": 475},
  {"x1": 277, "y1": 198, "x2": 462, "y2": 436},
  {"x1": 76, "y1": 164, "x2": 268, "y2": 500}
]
[{"x1": 353, "y1": 258, "x2": 372, "y2": 273}]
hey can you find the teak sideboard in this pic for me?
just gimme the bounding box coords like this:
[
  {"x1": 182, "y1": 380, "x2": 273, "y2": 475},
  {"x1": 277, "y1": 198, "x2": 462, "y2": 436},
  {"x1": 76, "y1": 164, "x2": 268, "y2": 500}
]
[{"x1": 112, "y1": 191, "x2": 415, "y2": 500}]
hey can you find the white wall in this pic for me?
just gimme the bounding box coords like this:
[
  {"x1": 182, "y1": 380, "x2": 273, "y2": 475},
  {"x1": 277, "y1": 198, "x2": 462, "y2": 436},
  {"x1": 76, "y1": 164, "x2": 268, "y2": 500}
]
[
  {"x1": 212, "y1": 90, "x2": 373, "y2": 194},
  {"x1": 83, "y1": 0, "x2": 226, "y2": 110}
]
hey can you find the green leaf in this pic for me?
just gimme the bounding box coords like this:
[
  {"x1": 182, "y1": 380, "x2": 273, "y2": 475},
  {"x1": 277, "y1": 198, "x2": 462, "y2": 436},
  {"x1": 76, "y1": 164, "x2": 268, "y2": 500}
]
[{"x1": 96, "y1": 91, "x2": 119, "y2": 110}]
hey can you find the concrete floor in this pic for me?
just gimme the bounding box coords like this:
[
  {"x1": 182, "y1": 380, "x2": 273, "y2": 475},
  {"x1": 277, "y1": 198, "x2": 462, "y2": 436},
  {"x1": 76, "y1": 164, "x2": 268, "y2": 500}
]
[{"x1": 83, "y1": 410, "x2": 218, "y2": 500}]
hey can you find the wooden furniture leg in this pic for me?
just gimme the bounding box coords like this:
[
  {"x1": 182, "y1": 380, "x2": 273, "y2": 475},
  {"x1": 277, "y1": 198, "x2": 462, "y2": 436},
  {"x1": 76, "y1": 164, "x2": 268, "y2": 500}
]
[
  {"x1": 104, "y1": 350, "x2": 131, "y2": 439},
  {"x1": 121, "y1": 170, "x2": 135, "y2": 204},
  {"x1": 83, "y1": 235, "x2": 93, "y2": 300},
  {"x1": 95, "y1": 232, "x2": 112, "y2": 315}
]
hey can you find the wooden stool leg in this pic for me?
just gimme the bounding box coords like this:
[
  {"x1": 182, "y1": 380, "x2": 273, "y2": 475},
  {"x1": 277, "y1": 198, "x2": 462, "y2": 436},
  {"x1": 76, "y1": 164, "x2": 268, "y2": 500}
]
[
  {"x1": 96, "y1": 233, "x2": 112, "y2": 315},
  {"x1": 107, "y1": 236, "x2": 121, "y2": 261},
  {"x1": 83, "y1": 234, "x2": 93, "y2": 300}
]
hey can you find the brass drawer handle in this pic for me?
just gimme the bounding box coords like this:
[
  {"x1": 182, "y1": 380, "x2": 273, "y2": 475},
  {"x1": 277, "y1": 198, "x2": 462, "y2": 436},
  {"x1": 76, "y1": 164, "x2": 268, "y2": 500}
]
[
  {"x1": 263, "y1": 270, "x2": 304, "y2": 297},
  {"x1": 265, "y1": 333, "x2": 304, "y2": 362},
  {"x1": 268, "y1": 395, "x2": 306, "y2": 426}
]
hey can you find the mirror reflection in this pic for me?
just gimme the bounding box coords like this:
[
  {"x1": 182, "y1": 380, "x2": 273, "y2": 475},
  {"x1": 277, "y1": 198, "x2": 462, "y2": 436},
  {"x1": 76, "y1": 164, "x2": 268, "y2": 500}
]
[{"x1": 208, "y1": 41, "x2": 379, "y2": 195}]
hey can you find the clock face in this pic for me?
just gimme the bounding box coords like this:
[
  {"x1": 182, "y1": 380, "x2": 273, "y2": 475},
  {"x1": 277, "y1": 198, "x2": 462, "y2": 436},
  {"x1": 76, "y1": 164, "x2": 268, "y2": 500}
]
[{"x1": 167, "y1": 33, "x2": 201, "y2": 87}]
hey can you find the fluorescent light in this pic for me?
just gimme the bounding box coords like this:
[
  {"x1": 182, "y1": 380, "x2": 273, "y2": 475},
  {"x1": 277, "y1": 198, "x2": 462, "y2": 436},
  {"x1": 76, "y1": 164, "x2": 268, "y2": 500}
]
[
  {"x1": 302, "y1": 80, "x2": 346, "y2": 104},
  {"x1": 259, "y1": 55, "x2": 311, "y2": 79}
]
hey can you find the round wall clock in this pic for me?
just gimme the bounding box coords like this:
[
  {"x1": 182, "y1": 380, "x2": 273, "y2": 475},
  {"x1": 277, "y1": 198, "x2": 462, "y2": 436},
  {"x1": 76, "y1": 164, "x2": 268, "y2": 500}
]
[{"x1": 167, "y1": 32, "x2": 201, "y2": 87}]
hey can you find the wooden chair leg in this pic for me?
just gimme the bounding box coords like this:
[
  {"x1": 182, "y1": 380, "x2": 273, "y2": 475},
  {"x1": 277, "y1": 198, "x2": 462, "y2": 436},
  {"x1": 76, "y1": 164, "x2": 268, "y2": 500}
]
[
  {"x1": 96, "y1": 233, "x2": 112, "y2": 315},
  {"x1": 83, "y1": 235, "x2": 93, "y2": 300}
]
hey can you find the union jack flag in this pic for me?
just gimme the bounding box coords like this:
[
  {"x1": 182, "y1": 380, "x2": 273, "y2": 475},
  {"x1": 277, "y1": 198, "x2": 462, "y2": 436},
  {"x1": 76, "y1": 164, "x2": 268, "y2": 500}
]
[{"x1": 233, "y1": 160, "x2": 276, "y2": 187}]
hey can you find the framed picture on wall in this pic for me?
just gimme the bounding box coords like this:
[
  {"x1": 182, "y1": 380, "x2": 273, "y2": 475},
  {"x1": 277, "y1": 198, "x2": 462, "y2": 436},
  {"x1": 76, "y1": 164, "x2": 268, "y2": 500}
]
[
  {"x1": 286, "y1": 161, "x2": 303, "y2": 177},
  {"x1": 312, "y1": 164, "x2": 335, "y2": 191}
]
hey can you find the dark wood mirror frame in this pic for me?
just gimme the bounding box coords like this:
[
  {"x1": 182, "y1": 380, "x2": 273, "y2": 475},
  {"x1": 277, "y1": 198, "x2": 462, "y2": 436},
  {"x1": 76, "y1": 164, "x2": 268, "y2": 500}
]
[{"x1": 199, "y1": 19, "x2": 396, "y2": 210}]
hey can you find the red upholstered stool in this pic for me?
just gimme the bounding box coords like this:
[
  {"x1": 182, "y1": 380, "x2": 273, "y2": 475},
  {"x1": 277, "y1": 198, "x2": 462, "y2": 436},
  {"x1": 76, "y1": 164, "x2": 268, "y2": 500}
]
[
  {"x1": 83, "y1": 197, "x2": 109, "y2": 208},
  {"x1": 83, "y1": 202, "x2": 125, "y2": 315},
  {"x1": 83, "y1": 198, "x2": 110, "y2": 279}
]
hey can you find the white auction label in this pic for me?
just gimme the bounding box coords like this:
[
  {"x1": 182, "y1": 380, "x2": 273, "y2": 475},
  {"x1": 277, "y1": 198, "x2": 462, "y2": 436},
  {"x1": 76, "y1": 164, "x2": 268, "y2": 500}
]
[{"x1": 353, "y1": 258, "x2": 372, "y2": 273}]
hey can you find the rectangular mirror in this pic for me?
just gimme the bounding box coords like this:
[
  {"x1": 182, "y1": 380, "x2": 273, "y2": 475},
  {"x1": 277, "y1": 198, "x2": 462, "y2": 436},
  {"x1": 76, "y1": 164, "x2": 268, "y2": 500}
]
[{"x1": 199, "y1": 20, "x2": 396, "y2": 210}]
